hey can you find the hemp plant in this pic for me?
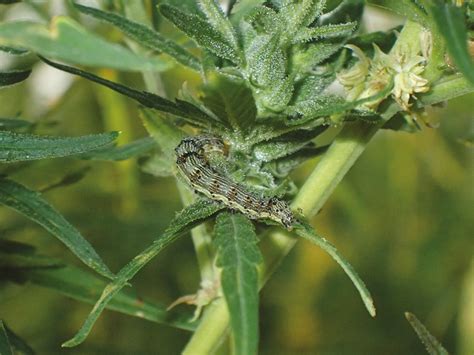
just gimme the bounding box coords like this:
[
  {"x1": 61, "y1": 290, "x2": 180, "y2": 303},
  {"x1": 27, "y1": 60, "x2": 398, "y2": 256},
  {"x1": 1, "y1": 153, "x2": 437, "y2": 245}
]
[{"x1": 0, "y1": 0, "x2": 472, "y2": 354}]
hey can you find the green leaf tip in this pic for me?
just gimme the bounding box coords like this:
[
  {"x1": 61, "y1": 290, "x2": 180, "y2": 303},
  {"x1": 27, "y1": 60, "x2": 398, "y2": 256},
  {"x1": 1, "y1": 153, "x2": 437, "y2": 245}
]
[
  {"x1": 0, "y1": 178, "x2": 114, "y2": 279},
  {"x1": 73, "y1": 2, "x2": 201, "y2": 71},
  {"x1": 159, "y1": 4, "x2": 239, "y2": 63},
  {"x1": 214, "y1": 212, "x2": 262, "y2": 355},
  {"x1": 62, "y1": 199, "x2": 223, "y2": 347},
  {"x1": 0, "y1": 131, "x2": 119, "y2": 162},
  {"x1": 0, "y1": 17, "x2": 172, "y2": 71},
  {"x1": 405, "y1": 312, "x2": 449, "y2": 355},
  {"x1": 294, "y1": 221, "x2": 376, "y2": 317}
]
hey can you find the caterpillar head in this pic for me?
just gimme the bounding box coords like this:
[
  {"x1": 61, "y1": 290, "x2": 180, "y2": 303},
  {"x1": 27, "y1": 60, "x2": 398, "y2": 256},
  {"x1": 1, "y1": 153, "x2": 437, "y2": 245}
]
[{"x1": 269, "y1": 198, "x2": 295, "y2": 231}]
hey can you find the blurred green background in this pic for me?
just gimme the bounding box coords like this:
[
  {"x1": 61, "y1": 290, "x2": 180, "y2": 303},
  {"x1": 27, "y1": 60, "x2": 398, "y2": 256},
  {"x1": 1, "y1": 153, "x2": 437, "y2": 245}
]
[{"x1": 1, "y1": 2, "x2": 473, "y2": 355}]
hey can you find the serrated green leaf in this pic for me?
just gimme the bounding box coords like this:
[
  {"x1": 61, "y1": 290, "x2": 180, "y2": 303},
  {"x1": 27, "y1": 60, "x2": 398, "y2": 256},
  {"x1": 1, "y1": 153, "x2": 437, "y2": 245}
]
[
  {"x1": 293, "y1": 22, "x2": 356, "y2": 43},
  {"x1": 0, "y1": 17, "x2": 172, "y2": 71},
  {"x1": 230, "y1": 0, "x2": 266, "y2": 23},
  {"x1": 291, "y1": 74, "x2": 335, "y2": 104},
  {"x1": 286, "y1": 81, "x2": 394, "y2": 123},
  {"x1": 279, "y1": 0, "x2": 326, "y2": 39},
  {"x1": 286, "y1": 94, "x2": 346, "y2": 119},
  {"x1": 0, "y1": 131, "x2": 118, "y2": 162},
  {"x1": 294, "y1": 220, "x2": 376, "y2": 317},
  {"x1": 243, "y1": 5, "x2": 281, "y2": 35},
  {"x1": 63, "y1": 199, "x2": 223, "y2": 347},
  {"x1": 214, "y1": 212, "x2": 261, "y2": 355},
  {"x1": 0, "y1": 178, "x2": 114, "y2": 279},
  {"x1": 80, "y1": 137, "x2": 156, "y2": 161},
  {"x1": 198, "y1": 0, "x2": 239, "y2": 50},
  {"x1": 246, "y1": 34, "x2": 286, "y2": 87},
  {"x1": 201, "y1": 73, "x2": 257, "y2": 132},
  {"x1": 159, "y1": 4, "x2": 238, "y2": 62},
  {"x1": 267, "y1": 144, "x2": 329, "y2": 177},
  {"x1": 15, "y1": 265, "x2": 196, "y2": 331},
  {"x1": 40, "y1": 57, "x2": 217, "y2": 129},
  {"x1": 405, "y1": 312, "x2": 449, "y2": 355},
  {"x1": 0, "y1": 321, "x2": 13, "y2": 355},
  {"x1": 291, "y1": 42, "x2": 343, "y2": 74},
  {"x1": 0, "y1": 118, "x2": 32, "y2": 130},
  {"x1": 74, "y1": 3, "x2": 201, "y2": 71},
  {"x1": 253, "y1": 126, "x2": 326, "y2": 162},
  {"x1": 0, "y1": 70, "x2": 31, "y2": 87},
  {"x1": 259, "y1": 75, "x2": 294, "y2": 112},
  {"x1": 431, "y1": 2, "x2": 474, "y2": 85}
]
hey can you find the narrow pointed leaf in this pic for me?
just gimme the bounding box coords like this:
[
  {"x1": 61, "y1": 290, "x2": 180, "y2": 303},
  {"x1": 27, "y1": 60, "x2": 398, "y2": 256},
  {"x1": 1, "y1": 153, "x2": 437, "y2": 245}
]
[
  {"x1": 197, "y1": 0, "x2": 239, "y2": 50},
  {"x1": 0, "y1": 131, "x2": 118, "y2": 162},
  {"x1": 230, "y1": 0, "x2": 266, "y2": 23},
  {"x1": 73, "y1": 3, "x2": 201, "y2": 71},
  {"x1": 40, "y1": 57, "x2": 217, "y2": 129},
  {"x1": 280, "y1": 0, "x2": 326, "y2": 36},
  {"x1": 0, "y1": 18, "x2": 171, "y2": 71},
  {"x1": 214, "y1": 212, "x2": 262, "y2": 355},
  {"x1": 293, "y1": 22, "x2": 356, "y2": 43},
  {"x1": 253, "y1": 126, "x2": 327, "y2": 162},
  {"x1": 286, "y1": 81, "x2": 393, "y2": 124},
  {"x1": 405, "y1": 312, "x2": 449, "y2": 355},
  {"x1": 201, "y1": 74, "x2": 257, "y2": 132},
  {"x1": 159, "y1": 4, "x2": 238, "y2": 62},
  {"x1": 431, "y1": 2, "x2": 474, "y2": 85},
  {"x1": 80, "y1": 137, "x2": 156, "y2": 161},
  {"x1": 294, "y1": 220, "x2": 376, "y2": 317},
  {"x1": 0, "y1": 178, "x2": 114, "y2": 279},
  {"x1": 63, "y1": 199, "x2": 223, "y2": 347},
  {"x1": 246, "y1": 34, "x2": 286, "y2": 87},
  {"x1": 0, "y1": 70, "x2": 31, "y2": 87},
  {"x1": 15, "y1": 265, "x2": 196, "y2": 331},
  {"x1": 267, "y1": 144, "x2": 329, "y2": 176}
]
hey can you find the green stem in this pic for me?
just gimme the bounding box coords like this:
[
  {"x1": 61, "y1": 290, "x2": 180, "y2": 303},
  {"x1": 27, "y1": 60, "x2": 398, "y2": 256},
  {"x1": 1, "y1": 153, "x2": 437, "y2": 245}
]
[{"x1": 177, "y1": 183, "x2": 216, "y2": 281}]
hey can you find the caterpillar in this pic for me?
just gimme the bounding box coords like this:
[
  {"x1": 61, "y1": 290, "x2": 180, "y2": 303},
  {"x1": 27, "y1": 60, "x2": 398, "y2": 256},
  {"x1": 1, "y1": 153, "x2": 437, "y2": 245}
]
[{"x1": 175, "y1": 135, "x2": 295, "y2": 230}]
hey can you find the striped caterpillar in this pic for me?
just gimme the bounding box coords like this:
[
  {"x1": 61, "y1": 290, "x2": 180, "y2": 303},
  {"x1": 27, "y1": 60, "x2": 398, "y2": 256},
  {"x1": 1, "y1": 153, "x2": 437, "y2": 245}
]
[{"x1": 175, "y1": 135, "x2": 295, "y2": 230}]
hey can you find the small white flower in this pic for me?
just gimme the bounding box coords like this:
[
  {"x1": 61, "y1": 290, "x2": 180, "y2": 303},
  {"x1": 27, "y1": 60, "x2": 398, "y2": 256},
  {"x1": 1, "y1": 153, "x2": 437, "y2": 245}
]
[{"x1": 337, "y1": 38, "x2": 430, "y2": 112}]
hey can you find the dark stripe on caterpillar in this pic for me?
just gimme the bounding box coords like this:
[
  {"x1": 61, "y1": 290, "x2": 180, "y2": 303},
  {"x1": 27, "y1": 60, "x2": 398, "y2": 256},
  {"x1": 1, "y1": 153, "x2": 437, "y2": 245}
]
[{"x1": 175, "y1": 135, "x2": 295, "y2": 230}]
